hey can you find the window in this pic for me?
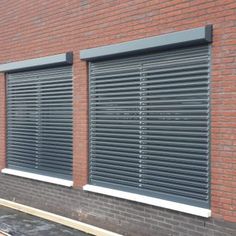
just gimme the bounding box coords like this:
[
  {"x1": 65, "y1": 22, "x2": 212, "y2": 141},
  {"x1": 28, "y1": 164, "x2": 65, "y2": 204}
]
[
  {"x1": 7, "y1": 66, "x2": 73, "y2": 180},
  {"x1": 88, "y1": 45, "x2": 210, "y2": 208}
]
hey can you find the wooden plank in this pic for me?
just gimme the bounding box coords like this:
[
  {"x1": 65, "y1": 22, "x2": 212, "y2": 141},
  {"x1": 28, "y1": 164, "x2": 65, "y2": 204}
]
[{"x1": 0, "y1": 199, "x2": 122, "y2": 236}]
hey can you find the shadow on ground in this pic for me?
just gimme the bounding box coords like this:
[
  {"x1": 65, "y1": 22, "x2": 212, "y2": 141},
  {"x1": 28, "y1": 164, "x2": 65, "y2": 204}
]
[{"x1": 0, "y1": 206, "x2": 90, "y2": 236}]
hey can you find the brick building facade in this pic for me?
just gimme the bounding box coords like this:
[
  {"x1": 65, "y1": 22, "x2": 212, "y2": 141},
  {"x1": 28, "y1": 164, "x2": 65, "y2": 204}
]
[{"x1": 0, "y1": 1, "x2": 236, "y2": 235}]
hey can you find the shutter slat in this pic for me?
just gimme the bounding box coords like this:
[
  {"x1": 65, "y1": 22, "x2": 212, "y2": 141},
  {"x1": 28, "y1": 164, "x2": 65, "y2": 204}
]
[
  {"x1": 90, "y1": 93, "x2": 208, "y2": 101},
  {"x1": 92, "y1": 87, "x2": 208, "y2": 96},
  {"x1": 91, "y1": 98, "x2": 207, "y2": 105}
]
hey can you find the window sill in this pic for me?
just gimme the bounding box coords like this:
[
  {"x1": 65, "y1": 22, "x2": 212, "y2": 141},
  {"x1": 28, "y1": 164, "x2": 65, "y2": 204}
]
[
  {"x1": 83, "y1": 184, "x2": 211, "y2": 218},
  {"x1": 1, "y1": 168, "x2": 73, "y2": 187}
]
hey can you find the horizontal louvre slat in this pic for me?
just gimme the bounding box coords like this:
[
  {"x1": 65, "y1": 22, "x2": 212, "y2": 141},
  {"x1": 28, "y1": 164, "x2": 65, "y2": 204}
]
[
  {"x1": 92, "y1": 120, "x2": 207, "y2": 126},
  {"x1": 91, "y1": 162, "x2": 139, "y2": 173},
  {"x1": 91, "y1": 76, "x2": 208, "y2": 87},
  {"x1": 9, "y1": 99, "x2": 72, "y2": 104},
  {"x1": 8, "y1": 81, "x2": 72, "y2": 90},
  {"x1": 143, "y1": 82, "x2": 209, "y2": 90},
  {"x1": 91, "y1": 71, "x2": 140, "y2": 79},
  {"x1": 8, "y1": 111, "x2": 72, "y2": 115},
  {"x1": 92, "y1": 136, "x2": 207, "y2": 149},
  {"x1": 91, "y1": 98, "x2": 208, "y2": 105},
  {"x1": 92, "y1": 140, "x2": 140, "y2": 148},
  {"x1": 8, "y1": 103, "x2": 72, "y2": 107},
  {"x1": 91, "y1": 153, "x2": 140, "y2": 163},
  {"x1": 142, "y1": 134, "x2": 208, "y2": 143},
  {"x1": 92, "y1": 87, "x2": 208, "y2": 97},
  {"x1": 91, "y1": 132, "x2": 140, "y2": 139},
  {"x1": 8, "y1": 121, "x2": 72, "y2": 126},
  {"x1": 142, "y1": 154, "x2": 206, "y2": 165},
  {"x1": 8, "y1": 123, "x2": 72, "y2": 129},
  {"x1": 141, "y1": 125, "x2": 208, "y2": 131},
  {"x1": 8, "y1": 90, "x2": 73, "y2": 97},
  {"x1": 143, "y1": 143, "x2": 207, "y2": 154},
  {"x1": 8, "y1": 95, "x2": 72, "y2": 101},
  {"x1": 142, "y1": 148, "x2": 207, "y2": 159},
  {"x1": 91, "y1": 128, "x2": 207, "y2": 138},
  {"x1": 8, "y1": 77, "x2": 72, "y2": 87},
  {"x1": 89, "y1": 92, "x2": 206, "y2": 101}
]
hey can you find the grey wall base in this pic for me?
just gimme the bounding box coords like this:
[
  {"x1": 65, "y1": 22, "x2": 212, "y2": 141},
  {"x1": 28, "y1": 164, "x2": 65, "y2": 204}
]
[{"x1": 0, "y1": 174, "x2": 235, "y2": 236}]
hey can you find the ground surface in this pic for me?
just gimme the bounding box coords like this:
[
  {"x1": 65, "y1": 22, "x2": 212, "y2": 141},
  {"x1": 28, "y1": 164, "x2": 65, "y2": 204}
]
[{"x1": 0, "y1": 206, "x2": 90, "y2": 236}]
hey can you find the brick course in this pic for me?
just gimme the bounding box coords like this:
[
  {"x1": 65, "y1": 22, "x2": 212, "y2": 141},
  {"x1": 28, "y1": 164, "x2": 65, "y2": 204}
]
[{"x1": 0, "y1": 0, "x2": 236, "y2": 234}]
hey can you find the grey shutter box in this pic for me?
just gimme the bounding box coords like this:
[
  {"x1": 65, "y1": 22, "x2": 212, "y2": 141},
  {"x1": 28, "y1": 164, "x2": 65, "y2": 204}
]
[
  {"x1": 89, "y1": 45, "x2": 210, "y2": 208},
  {"x1": 7, "y1": 66, "x2": 73, "y2": 180}
]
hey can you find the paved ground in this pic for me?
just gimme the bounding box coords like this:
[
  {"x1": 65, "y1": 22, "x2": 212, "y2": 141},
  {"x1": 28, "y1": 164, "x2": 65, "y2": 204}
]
[{"x1": 0, "y1": 206, "x2": 90, "y2": 236}]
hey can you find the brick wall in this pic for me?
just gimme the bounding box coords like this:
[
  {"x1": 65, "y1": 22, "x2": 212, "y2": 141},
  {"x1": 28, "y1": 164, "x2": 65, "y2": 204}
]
[
  {"x1": 0, "y1": 0, "x2": 236, "y2": 234},
  {"x1": 0, "y1": 174, "x2": 235, "y2": 236}
]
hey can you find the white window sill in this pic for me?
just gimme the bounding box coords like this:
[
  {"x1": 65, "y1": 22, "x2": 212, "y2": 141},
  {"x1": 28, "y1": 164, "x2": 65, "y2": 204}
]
[
  {"x1": 2, "y1": 168, "x2": 73, "y2": 187},
  {"x1": 83, "y1": 185, "x2": 211, "y2": 218}
]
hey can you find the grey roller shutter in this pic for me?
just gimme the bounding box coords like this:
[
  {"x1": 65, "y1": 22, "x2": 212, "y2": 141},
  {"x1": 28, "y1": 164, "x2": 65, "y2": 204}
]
[
  {"x1": 89, "y1": 45, "x2": 210, "y2": 208},
  {"x1": 7, "y1": 66, "x2": 73, "y2": 180}
]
